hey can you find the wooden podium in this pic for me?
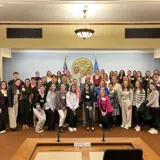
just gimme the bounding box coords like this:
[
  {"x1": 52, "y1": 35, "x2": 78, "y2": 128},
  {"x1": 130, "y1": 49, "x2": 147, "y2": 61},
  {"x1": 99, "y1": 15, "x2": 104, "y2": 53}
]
[{"x1": 12, "y1": 138, "x2": 160, "y2": 160}]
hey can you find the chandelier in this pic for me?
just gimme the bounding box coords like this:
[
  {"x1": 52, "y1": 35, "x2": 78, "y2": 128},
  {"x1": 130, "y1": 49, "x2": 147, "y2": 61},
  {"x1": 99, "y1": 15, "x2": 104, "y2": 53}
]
[{"x1": 74, "y1": 7, "x2": 95, "y2": 40}]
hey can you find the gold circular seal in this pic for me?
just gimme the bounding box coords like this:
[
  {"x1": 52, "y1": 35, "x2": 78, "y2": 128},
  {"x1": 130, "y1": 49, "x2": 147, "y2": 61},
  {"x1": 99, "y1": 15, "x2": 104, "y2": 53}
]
[{"x1": 72, "y1": 58, "x2": 93, "y2": 76}]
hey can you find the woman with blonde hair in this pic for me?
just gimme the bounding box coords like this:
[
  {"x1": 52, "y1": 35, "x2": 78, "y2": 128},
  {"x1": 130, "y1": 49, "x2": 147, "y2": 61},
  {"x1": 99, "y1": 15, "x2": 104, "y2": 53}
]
[
  {"x1": 119, "y1": 80, "x2": 133, "y2": 129},
  {"x1": 98, "y1": 88, "x2": 113, "y2": 130}
]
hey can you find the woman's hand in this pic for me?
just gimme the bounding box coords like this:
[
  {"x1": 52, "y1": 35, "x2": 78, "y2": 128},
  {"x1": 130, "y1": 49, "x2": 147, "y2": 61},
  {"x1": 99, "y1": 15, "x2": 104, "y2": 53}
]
[
  {"x1": 0, "y1": 108, "x2": 2, "y2": 114},
  {"x1": 120, "y1": 104, "x2": 122, "y2": 108},
  {"x1": 89, "y1": 106, "x2": 92, "y2": 110},
  {"x1": 128, "y1": 105, "x2": 132, "y2": 110},
  {"x1": 86, "y1": 106, "x2": 89, "y2": 109}
]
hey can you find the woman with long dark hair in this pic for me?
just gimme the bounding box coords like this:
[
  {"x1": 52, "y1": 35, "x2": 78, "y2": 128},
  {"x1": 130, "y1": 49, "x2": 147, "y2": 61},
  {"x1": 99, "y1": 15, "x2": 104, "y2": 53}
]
[
  {"x1": 8, "y1": 79, "x2": 21, "y2": 131},
  {"x1": 82, "y1": 83, "x2": 95, "y2": 131},
  {"x1": 118, "y1": 70, "x2": 125, "y2": 84},
  {"x1": 0, "y1": 81, "x2": 8, "y2": 133},
  {"x1": 20, "y1": 78, "x2": 31, "y2": 130},
  {"x1": 66, "y1": 84, "x2": 79, "y2": 132}
]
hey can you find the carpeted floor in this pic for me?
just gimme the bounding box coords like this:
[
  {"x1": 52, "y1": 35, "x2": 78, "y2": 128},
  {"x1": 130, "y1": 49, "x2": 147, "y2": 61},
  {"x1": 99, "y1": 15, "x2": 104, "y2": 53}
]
[{"x1": 0, "y1": 125, "x2": 160, "y2": 160}]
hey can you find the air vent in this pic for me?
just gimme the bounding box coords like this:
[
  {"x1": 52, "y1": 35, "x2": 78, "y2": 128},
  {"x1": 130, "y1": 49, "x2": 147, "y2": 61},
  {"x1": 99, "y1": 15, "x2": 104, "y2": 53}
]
[
  {"x1": 125, "y1": 28, "x2": 160, "y2": 38},
  {"x1": 6, "y1": 28, "x2": 42, "y2": 38}
]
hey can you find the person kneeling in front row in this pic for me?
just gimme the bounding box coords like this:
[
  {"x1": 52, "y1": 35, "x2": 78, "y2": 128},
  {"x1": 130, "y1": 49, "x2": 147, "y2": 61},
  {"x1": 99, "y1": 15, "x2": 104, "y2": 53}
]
[
  {"x1": 33, "y1": 86, "x2": 46, "y2": 133},
  {"x1": 98, "y1": 88, "x2": 113, "y2": 131}
]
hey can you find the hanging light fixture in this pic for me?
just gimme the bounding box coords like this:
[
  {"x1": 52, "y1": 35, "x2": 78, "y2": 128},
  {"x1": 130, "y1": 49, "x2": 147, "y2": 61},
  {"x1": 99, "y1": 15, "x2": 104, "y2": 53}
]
[{"x1": 74, "y1": 6, "x2": 95, "y2": 40}]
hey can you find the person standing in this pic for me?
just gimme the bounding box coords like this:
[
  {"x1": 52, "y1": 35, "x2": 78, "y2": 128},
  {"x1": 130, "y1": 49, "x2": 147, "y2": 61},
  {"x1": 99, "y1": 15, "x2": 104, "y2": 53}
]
[
  {"x1": 82, "y1": 83, "x2": 95, "y2": 131},
  {"x1": 119, "y1": 80, "x2": 133, "y2": 129},
  {"x1": 45, "y1": 84, "x2": 57, "y2": 132},
  {"x1": 8, "y1": 79, "x2": 21, "y2": 131},
  {"x1": 20, "y1": 78, "x2": 31, "y2": 130},
  {"x1": 55, "y1": 83, "x2": 67, "y2": 132},
  {"x1": 30, "y1": 77, "x2": 38, "y2": 127},
  {"x1": 8, "y1": 72, "x2": 24, "y2": 86},
  {"x1": 66, "y1": 84, "x2": 79, "y2": 132},
  {"x1": 46, "y1": 71, "x2": 52, "y2": 83},
  {"x1": 58, "y1": 74, "x2": 70, "y2": 91},
  {"x1": 133, "y1": 81, "x2": 146, "y2": 132},
  {"x1": 98, "y1": 88, "x2": 113, "y2": 131},
  {"x1": 33, "y1": 86, "x2": 46, "y2": 133},
  {"x1": 0, "y1": 81, "x2": 8, "y2": 134},
  {"x1": 72, "y1": 67, "x2": 81, "y2": 87},
  {"x1": 146, "y1": 82, "x2": 160, "y2": 134},
  {"x1": 93, "y1": 69, "x2": 102, "y2": 87},
  {"x1": 108, "y1": 83, "x2": 119, "y2": 126},
  {"x1": 112, "y1": 76, "x2": 122, "y2": 103},
  {"x1": 35, "y1": 71, "x2": 42, "y2": 82}
]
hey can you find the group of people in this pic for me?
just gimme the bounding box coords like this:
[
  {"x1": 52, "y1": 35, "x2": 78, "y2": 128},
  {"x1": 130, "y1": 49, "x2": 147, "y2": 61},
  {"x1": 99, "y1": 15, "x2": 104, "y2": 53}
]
[{"x1": 0, "y1": 68, "x2": 160, "y2": 134}]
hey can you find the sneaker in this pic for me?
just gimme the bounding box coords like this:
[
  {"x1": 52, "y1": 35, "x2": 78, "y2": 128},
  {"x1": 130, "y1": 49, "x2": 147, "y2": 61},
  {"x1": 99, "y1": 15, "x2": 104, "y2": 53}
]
[
  {"x1": 135, "y1": 126, "x2": 141, "y2": 132},
  {"x1": 68, "y1": 127, "x2": 73, "y2": 132},
  {"x1": 22, "y1": 125, "x2": 25, "y2": 130},
  {"x1": 59, "y1": 127, "x2": 64, "y2": 132},
  {"x1": 73, "y1": 128, "x2": 77, "y2": 131},
  {"x1": 121, "y1": 124, "x2": 125, "y2": 128},
  {"x1": 148, "y1": 128, "x2": 158, "y2": 134},
  {"x1": 63, "y1": 123, "x2": 68, "y2": 128},
  {"x1": 25, "y1": 125, "x2": 29, "y2": 130},
  {"x1": 124, "y1": 126, "x2": 130, "y2": 130},
  {"x1": 99, "y1": 124, "x2": 102, "y2": 127},
  {"x1": 35, "y1": 129, "x2": 44, "y2": 133},
  {"x1": 148, "y1": 128, "x2": 154, "y2": 133},
  {"x1": 0, "y1": 130, "x2": 6, "y2": 134},
  {"x1": 134, "y1": 125, "x2": 139, "y2": 130}
]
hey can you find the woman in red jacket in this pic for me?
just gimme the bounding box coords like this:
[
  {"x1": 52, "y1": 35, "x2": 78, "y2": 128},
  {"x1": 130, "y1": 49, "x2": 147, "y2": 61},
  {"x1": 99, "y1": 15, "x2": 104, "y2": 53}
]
[{"x1": 98, "y1": 88, "x2": 113, "y2": 131}]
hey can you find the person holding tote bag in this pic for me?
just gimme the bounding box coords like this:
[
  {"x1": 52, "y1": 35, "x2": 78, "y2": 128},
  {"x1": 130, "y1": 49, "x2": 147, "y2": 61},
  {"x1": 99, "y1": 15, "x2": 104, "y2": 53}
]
[{"x1": 146, "y1": 82, "x2": 160, "y2": 134}]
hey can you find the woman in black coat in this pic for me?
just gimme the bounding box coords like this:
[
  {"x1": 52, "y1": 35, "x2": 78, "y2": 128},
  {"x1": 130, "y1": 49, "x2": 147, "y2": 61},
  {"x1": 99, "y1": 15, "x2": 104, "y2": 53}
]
[{"x1": 0, "y1": 81, "x2": 8, "y2": 133}]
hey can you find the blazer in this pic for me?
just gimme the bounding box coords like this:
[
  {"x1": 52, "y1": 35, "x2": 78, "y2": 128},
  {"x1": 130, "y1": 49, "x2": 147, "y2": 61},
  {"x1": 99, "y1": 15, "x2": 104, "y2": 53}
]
[{"x1": 98, "y1": 96, "x2": 113, "y2": 113}]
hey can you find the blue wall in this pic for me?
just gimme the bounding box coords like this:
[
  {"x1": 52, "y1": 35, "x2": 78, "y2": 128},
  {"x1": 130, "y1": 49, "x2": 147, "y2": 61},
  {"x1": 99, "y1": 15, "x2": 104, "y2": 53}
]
[{"x1": 3, "y1": 52, "x2": 160, "y2": 82}]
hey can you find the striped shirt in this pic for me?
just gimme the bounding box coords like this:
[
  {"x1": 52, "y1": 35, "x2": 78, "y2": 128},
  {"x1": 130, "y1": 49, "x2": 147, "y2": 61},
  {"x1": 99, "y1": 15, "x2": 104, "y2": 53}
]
[{"x1": 133, "y1": 89, "x2": 146, "y2": 108}]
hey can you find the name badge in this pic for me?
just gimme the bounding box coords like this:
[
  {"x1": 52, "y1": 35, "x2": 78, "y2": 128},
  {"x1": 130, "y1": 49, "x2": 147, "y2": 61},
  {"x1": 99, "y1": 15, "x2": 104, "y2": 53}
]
[
  {"x1": 62, "y1": 96, "x2": 65, "y2": 99},
  {"x1": 131, "y1": 78, "x2": 134, "y2": 80},
  {"x1": 101, "y1": 97, "x2": 106, "y2": 101},
  {"x1": 95, "y1": 77, "x2": 98, "y2": 79},
  {"x1": 86, "y1": 95, "x2": 90, "y2": 99},
  {"x1": 146, "y1": 78, "x2": 148, "y2": 81},
  {"x1": 22, "y1": 88, "x2": 25, "y2": 91},
  {"x1": 40, "y1": 100, "x2": 44, "y2": 102}
]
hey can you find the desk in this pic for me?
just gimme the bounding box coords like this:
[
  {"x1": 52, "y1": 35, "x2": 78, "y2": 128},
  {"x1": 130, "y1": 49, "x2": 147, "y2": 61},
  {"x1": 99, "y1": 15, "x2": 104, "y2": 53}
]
[{"x1": 12, "y1": 138, "x2": 160, "y2": 160}]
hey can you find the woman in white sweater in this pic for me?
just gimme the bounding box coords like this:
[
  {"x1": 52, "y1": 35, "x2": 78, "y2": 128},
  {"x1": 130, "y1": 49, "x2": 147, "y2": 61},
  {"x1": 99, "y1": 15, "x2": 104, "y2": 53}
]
[
  {"x1": 146, "y1": 82, "x2": 160, "y2": 134},
  {"x1": 66, "y1": 84, "x2": 79, "y2": 132},
  {"x1": 119, "y1": 80, "x2": 133, "y2": 130}
]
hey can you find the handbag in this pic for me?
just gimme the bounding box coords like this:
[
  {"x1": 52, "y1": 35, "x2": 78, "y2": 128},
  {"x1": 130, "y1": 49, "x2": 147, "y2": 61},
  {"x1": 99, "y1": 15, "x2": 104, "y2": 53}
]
[{"x1": 142, "y1": 107, "x2": 152, "y2": 121}]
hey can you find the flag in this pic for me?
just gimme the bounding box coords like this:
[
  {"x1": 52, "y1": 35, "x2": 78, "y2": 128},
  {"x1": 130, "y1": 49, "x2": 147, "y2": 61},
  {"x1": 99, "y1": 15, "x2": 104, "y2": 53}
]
[
  {"x1": 63, "y1": 57, "x2": 68, "y2": 74},
  {"x1": 94, "y1": 59, "x2": 99, "y2": 73}
]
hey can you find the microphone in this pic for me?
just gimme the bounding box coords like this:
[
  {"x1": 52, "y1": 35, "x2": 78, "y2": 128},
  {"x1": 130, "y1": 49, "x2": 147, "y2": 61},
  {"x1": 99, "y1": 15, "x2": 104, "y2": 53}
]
[{"x1": 57, "y1": 130, "x2": 61, "y2": 142}]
